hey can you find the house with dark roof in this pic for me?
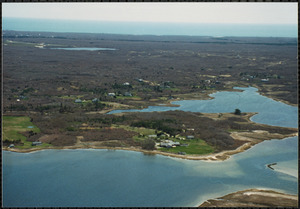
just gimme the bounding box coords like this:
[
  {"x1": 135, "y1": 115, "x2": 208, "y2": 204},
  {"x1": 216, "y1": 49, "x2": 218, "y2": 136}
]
[{"x1": 32, "y1": 141, "x2": 42, "y2": 146}]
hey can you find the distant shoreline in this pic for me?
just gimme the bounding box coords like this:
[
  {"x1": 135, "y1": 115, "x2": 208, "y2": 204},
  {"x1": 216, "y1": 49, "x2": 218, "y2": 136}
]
[{"x1": 2, "y1": 20, "x2": 298, "y2": 38}]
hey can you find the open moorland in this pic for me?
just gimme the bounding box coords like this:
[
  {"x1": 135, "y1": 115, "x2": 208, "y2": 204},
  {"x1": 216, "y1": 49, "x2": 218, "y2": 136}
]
[{"x1": 2, "y1": 31, "x2": 298, "y2": 157}]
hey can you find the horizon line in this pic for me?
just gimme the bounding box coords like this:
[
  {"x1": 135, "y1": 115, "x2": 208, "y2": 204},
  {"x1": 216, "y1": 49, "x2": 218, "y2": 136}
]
[{"x1": 3, "y1": 16, "x2": 298, "y2": 26}]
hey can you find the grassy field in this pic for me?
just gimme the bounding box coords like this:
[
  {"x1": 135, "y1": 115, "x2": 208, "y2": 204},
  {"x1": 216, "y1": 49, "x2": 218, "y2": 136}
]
[
  {"x1": 116, "y1": 96, "x2": 142, "y2": 100},
  {"x1": 3, "y1": 116, "x2": 51, "y2": 149},
  {"x1": 112, "y1": 124, "x2": 156, "y2": 142},
  {"x1": 160, "y1": 138, "x2": 215, "y2": 155},
  {"x1": 112, "y1": 125, "x2": 156, "y2": 135}
]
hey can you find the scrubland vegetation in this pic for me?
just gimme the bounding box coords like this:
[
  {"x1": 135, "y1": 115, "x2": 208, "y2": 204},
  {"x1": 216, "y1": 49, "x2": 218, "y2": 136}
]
[{"x1": 2, "y1": 31, "x2": 297, "y2": 155}]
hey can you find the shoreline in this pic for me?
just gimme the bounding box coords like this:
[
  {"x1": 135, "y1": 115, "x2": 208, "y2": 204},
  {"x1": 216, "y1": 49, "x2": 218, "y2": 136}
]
[
  {"x1": 97, "y1": 85, "x2": 297, "y2": 116},
  {"x1": 3, "y1": 86, "x2": 298, "y2": 160},
  {"x1": 3, "y1": 132, "x2": 297, "y2": 161},
  {"x1": 198, "y1": 188, "x2": 298, "y2": 207},
  {"x1": 251, "y1": 84, "x2": 297, "y2": 107}
]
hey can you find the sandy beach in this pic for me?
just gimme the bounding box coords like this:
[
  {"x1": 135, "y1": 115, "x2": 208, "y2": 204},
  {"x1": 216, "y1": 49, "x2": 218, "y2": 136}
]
[{"x1": 198, "y1": 188, "x2": 298, "y2": 207}]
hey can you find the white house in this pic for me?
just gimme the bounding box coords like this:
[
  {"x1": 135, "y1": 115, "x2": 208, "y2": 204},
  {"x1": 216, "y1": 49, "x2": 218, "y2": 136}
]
[
  {"x1": 75, "y1": 99, "x2": 82, "y2": 103},
  {"x1": 32, "y1": 141, "x2": 42, "y2": 146},
  {"x1": 160, "y1": 140, "x2": 180, "y2": 148},
  {"x1": 108, "y1": 93, "x2": 116, "y2": 97},
  {"x1": 92, "y1": 98, "x2": 99, "y2": 103}
]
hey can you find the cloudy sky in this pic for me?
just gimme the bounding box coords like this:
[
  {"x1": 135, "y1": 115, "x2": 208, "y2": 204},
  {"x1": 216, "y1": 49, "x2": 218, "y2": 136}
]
[{"x1": 2, "y1": 2, "x2": 297, "y2": 25}]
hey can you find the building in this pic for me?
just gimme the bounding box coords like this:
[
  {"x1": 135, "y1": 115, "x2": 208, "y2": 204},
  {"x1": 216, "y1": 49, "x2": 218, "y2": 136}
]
[
  {"x1": 148, "y1": 134, "x2": 157, "y2": 139},
  {"x1": 160, "y1": 140, "x2": 180, "y2": 148},
  {"x1": 123, "y1": 82, "x2": 130, "y2": 86},
  {"x1": 124, "y1": 92, "x2": 132, "y2": 97},
  {"x1": 92, "y1": 98, "x2": 99, "y2": 103},
  {"x1": 187, "y1": 135, "x2": 194, "y2": 139},
  {"x1": 74, "y1": 99, "x2": 82, "y2": 103},
  {"x1": 108, "y1": 93, "x2": 116, "y2": 97},
  {"x1": 160, "y1": 142, "x2": 172, "y2": 148},
  {"x1": 32, "y1": 141, "x2": 42, "y2": 146}
]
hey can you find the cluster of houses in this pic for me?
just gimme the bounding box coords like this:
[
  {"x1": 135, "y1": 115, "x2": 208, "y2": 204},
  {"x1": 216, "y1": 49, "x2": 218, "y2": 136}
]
[
  {"x1": 241, "y1": 76, "x2": 270, "y2": 82},
  {"x1": 147, "y1": 134, "x2": 194, "y2": 149},
  {"x1": 107, "y1": 91, "x2": 133, "y2": 97},
  {"x1": 75, "y1": 97, "x2": 102, "y2": 103},
  {"x1": 160, "y1": 140, "x2": 180, "y2": 148},
  {"x1": 240, "y1": 72, "x2": 280, "y2": 82},
  {"x1": 16, "y1": 95, "x2": 27, "y2": 102},
  {"x1": 74, "y1": 94, "x2": 133, "y2": 103},
  {"x1": 7, "y1": 141, "x2": 43, "y2": 148}
]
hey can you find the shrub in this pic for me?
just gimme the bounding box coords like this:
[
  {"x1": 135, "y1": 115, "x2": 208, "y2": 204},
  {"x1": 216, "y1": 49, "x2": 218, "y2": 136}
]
[
  {"x1": 141, "y1": 138, "x2": 156, "y2": 150},
  {"x1": 234, "y1": 109, "x2": 241, "y2": 115}
]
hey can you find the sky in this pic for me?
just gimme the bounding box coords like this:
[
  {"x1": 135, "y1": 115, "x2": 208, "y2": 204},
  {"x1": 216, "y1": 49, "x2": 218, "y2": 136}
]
[{"x1": 2, "y1": 2, "x2": 298, "y2": 25}]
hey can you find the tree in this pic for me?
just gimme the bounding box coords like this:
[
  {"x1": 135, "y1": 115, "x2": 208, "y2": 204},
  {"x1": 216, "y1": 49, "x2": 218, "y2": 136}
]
[
  {"x1": 141, "y1": 138, "x2": 156, "y2": 150},
  {"x1": 234, "y1": 109, "x2": 241, "y2": 115}
]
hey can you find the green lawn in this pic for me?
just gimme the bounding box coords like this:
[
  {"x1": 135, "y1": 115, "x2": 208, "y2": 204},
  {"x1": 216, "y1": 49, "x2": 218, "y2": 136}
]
[
  {"x1": 116, "y1": 96, "x2": 142, "y2": 100},
  {"x1": 112, "y1": 124, "x2": 156, "y2": 135},
  {"x1": 160, "y1": 139, "x2": 214, "y2": 155},
  {"x1": 3, "y1": 116, "x2": 51, "y2": 149}
]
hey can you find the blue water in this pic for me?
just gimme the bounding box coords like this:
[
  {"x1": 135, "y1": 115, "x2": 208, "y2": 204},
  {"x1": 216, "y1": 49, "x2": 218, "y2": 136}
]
[
  {"x1": 2, "y1": 17, "x2": 298, "y2": 38},
  {"x1": 3, "y1": 87, "x2": 298, "y2": 207},
  {"x1": 51, "y1": 47, "x2": 116, "y2": 51},
  {"x1": 3, "y1": 136, "x2": 298, "y2": 207},
  {"x1": 109, "y1": 87, "x2": 298, "y2": 128}
]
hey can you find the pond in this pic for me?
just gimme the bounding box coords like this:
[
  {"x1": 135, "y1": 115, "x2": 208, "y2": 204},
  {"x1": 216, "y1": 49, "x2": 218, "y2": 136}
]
[
  {"x1": 3, "y1": 86, "x2": 298, "y2": 207},
  {"x1": 108, "y1": 87, "x2": 297, "y2": 128}
]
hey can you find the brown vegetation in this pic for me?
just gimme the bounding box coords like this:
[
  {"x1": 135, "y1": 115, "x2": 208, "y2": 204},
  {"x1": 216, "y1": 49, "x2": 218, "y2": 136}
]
[
  {"x1": 199, "y1": 189, "x2": 298, "y2": 207},
  {"x1": 3, "y1": 31, "x2": 297, "y2": 154},
  {"x1": 3, "y1": 31, "x2": 297, "y2": 116}
]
